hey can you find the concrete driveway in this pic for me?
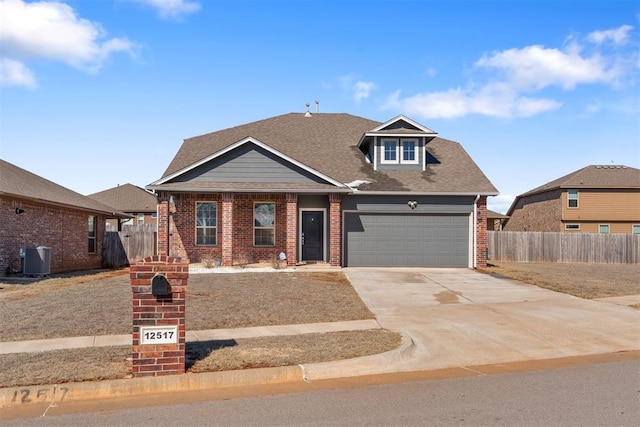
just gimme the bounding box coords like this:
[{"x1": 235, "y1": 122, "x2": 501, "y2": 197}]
[{"x1": 343, "y1": 268, "x2": 640, "y2": 371}]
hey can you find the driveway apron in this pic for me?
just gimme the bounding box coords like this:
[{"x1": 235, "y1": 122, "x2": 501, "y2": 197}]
[{"x1": 343, "y1": 268, "x2": 640, "y2": 371}]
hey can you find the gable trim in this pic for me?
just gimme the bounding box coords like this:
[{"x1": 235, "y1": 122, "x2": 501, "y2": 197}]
[
  {"x1": 149, "y1": 137, "x2": 347, "y2": 188},
  {"x1": 369, "y1": 115, "x2": 437, "y2": 134}
]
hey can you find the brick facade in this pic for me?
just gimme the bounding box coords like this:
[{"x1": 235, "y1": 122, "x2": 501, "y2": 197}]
[
  {"x1": 475, "y1": 196, "x2": 488, "y2": 268},
  {"x1": 1, "y1": 196, "x2": 105, "y2": 276},
  {"x1": 504, "y1": 189, "x2": 563, "y2": 232},
  {"x1": 155, "y1": 191, "x2": 489, "y2": 268},
  {"x1": 157, "y1": 192, "x2": 301, "y2": 266}
]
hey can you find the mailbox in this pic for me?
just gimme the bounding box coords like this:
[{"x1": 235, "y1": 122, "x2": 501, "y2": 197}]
[{"x1": 151, "y1": 273, "x2": 170, "y2": 296}]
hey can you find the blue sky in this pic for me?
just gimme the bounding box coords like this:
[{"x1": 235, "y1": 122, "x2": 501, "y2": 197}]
[{"x1": 1, "y1": 0, "x2": 638, "y2": 213}]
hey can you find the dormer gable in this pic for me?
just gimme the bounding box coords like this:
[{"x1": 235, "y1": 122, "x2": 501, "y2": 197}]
[{"x1": 357, "y1": 115, "x2": 438, "y2": 172}]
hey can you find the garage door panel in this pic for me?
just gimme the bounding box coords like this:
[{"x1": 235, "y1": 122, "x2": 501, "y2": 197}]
[{"x1": 345, "y1": 213, "x2": 469, "y2": 267}]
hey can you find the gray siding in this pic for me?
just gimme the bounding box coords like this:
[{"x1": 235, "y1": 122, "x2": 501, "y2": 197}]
[
  {"x1": 343, "y1": 195, "x2": 475, "y2": 213},
  {"x1": 172, "y1": 143, "x2": 328, "y2": 184}
]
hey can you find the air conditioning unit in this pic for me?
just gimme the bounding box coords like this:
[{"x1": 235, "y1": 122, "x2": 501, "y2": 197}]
[{"x1": 22, "y1": 246, "x2": 51, "y2": 276}]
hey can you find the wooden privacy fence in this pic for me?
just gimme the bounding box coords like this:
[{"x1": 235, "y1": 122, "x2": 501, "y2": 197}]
[
  {"x1": 103, "y1": 224, "x2": 157, "y2": 268},
  {"x1": 487, "y1": 231, "x2": 640, "y2": 264}
]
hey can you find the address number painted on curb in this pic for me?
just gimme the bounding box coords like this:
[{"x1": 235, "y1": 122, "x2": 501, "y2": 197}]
[{"x1": 139, "y1": 326, "x2": 179, "y2": 345}]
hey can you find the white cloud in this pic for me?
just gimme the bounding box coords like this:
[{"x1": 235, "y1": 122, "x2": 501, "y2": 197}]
[
  {"x1": 126, "y1": 0, "x2": 200, "y2": 19},
  {"x1": 0, "y1": 0, "x2": 136, "y2": 87},
  {"x1": 587, "y1": 25, "x2": 633, "y2": 45},
  {"x1": 0, "y1": 58, "x2": 36, "y2": 88},
  {"x1": 340, "y1": 74, "x2": 376, "y2": 104},
  {"x1": 383, "y1": 24, "x2": 636, "y2": 119}
]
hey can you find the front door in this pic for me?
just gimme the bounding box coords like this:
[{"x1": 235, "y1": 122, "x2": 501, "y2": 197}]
[{"x1": 302, "y1": 211, "x2": 324, "y2": 261}]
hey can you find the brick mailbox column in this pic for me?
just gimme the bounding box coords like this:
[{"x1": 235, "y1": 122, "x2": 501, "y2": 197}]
[{"x1": 130, "y1": 255, "x2": 189, "y2": 377}]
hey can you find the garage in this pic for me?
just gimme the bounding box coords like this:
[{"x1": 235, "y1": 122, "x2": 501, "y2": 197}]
[{"x1": 344, "y1": 213, "x2": 470, "y2": 267}]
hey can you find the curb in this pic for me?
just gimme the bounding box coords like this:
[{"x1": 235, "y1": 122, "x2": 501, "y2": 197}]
[{"x1": 0, "y1": 332, "x2": 415, "y2": 408}]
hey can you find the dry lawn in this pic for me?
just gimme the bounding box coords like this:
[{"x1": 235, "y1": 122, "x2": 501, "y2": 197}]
[
  {"x1": 480, "y1": 262, "x2": 640, "y2": 299},
  {"x1": 0, "y1": 269, "x2": 401, "y2": 388},
  {"x1": 0, "y1": 270, "x2": 373, "y2": 342},
  {"x1": 0, "y1": 330, "x2": 400, "y2": 388}
]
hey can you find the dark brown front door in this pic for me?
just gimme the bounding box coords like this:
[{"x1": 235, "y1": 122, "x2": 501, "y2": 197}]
[{"x1": 302, "y1": 211, "x2": 323, "y2": 261}]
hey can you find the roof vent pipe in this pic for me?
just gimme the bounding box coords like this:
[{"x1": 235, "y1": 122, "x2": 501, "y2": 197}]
[
  {"x1": 315, "y1": 100, "x2": 319, "y2": 113},
  {"x1": 304, "y1": 103, "x2": 312, "y2": 117}
]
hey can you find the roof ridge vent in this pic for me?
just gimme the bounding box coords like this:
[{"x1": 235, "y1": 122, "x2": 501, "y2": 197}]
[{"x1": 304, "y1": 103, "x2": 312, "y2": 117}]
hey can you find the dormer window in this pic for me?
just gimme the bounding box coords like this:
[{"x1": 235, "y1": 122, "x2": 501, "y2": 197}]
[
  {"x1": 402, "y1": 139, "x2": 418, "y2": 164},
  {"x1": 381, "y1": 138, "x2": 419, "y2": 164}
]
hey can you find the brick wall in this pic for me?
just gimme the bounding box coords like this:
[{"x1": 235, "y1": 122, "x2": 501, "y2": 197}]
[
  {"x1": 157, "y1": 192, "x2": 293, "y2": 266},
  {"x1": 504, "y1": 190, "x2": 563, "y2": 232},
  {"x1": 130, "y1": 256, "x2": 188, "y2": 377},
  {"x1": 476, "y1": 196, "x2": 488, "y2": 268},
  {"x1": 1, "y1": 196, "x2": 104, "y2": 275},
  {"x1": 328, "y1": 194, "x2": 342, "y2": 266}
]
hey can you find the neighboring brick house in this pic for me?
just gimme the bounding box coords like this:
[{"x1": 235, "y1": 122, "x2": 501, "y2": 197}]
[
  {"x1": 486, "y1": 209, "x2": 509, "y2": 231},
  {"x1": 504, "y1": 165, "x2": 640, "y2": 234},
  {"x1": 0, "y1": 159, "x2": 128, "y2": 275},
  {"x1": 89, "y1": 183, "x2": 158, "y2": 231},
  {"x1": 147, "y1": 112, "x2": 498, "y2": 268}
]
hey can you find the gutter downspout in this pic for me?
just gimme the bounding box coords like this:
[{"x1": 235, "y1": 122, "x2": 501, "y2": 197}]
[{"x1": 473, "y1": 194, "x2": 479, "y2": 269}]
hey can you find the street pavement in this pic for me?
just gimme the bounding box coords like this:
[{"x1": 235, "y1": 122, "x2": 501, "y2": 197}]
[{"x1": 2, "y1": 267, "x2": 639, "y2": 407}]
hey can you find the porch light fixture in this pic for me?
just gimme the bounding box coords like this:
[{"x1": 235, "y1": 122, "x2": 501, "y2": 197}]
[{"x1": 407, "y1": 200, "x2": 418, "y2": 209}]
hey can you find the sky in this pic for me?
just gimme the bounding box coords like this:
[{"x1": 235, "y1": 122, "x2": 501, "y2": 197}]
[{"x1": 1, "y1": 0, "x2": 638, "y2": 214}]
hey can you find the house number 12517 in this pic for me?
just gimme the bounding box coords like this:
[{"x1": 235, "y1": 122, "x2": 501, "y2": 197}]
[{"x1": 139, "y1": 326, "x2": 179, "y2": 345}]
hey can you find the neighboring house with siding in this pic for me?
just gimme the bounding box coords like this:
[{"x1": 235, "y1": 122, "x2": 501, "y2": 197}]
[
  {"x1": 147, "y1": 112, "x2": 498, "y2": 268},
  {"x1": 0, "y1": 159, "x2": 128, "y2": 275},
  {"x1": 89, "y1": 183, "x2": 158, "y2": 231},
  {"x1": 504, "y1": 165, "x2": 640, "y2": 234}
]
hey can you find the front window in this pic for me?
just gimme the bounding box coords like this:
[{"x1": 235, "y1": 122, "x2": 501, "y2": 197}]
[
  {"x1": 598, "y1": 224, "x2": 610, "y2": 234},
  {"x1": 382, "y1": 139, "x2": 397, "y2": 163},
  {"x1": 196, "y1": 202, "x2": 217, "y2": 245},
  {"x1": 401, "y1": 139, "x2": 418, "y2": 164},
  {"x1": 567, "y1": 190, "x2": 579, "y2": 208},
  {"x1": 88, "y1": 216, "x2": 97, "y2": 253},
  {"x1": 254, "y1": 202, "x2": 275, "y2": 246}
]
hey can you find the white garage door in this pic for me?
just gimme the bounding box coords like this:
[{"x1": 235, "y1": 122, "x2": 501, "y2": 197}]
[{"x1": 344, "y1": 213, "x2": 469, "y2": 267}]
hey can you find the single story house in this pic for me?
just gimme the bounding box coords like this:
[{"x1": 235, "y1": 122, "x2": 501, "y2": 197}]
[
  {"x1": 486, "y1": 209, "x2": 509, "y2": 231},
  {"x1": 89, "y1": 183, "x2": 158, "y2": 231},
  {"x1": 147, "y1": 112, "x2": 498, "y2": 268},
  {"x1": 504, "y1": 165, "x2": 640, "y2": 234},
  {"x1": 0, "y1": 159, "x2": 128, "y2": 275}
]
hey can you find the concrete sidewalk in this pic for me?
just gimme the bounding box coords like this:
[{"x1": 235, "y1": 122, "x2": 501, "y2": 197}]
[{"x1": 0, "y1": 319, "x2": 381, "y2": 355}]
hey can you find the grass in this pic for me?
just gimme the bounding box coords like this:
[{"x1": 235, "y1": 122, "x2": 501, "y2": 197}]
[
  {"x1": 0, "y1": 269, "x2": 400, "y2": 388},
  {"x1": 0, "y1": 330, "x2": 401, "y2": 388},
  {"x1": 0, "y1": 271, "x2": 374, "y2": 342},
  {"x1": 479, "y1": 262, "x2": 640, "y2": 299}
]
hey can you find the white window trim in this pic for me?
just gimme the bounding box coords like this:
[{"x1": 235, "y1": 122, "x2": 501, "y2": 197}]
[
  {"x1": 381, "y1": 138, "x2": 399, "y2": 164},
  {"x1": 567, "y1": 190, "x2": 579, "y2": 208},
  {"x1": 565, "y1": 224, "x2": 580, "y2": 231},
  {"x1": 88, "y1": 215, "x2": 97, "y2": 254},
  {"x1": 195, "y1": 201, "x2": 218, "y2": 246},
  {"x1": 400, "y1": 138, "x2": 419, "y2": 164},
  {"x1": 598, "y1": 224, "x2": 610, "y2": 234},
  {"x1": 254, "y1": 201, "x2": 276, "y2": 247}
]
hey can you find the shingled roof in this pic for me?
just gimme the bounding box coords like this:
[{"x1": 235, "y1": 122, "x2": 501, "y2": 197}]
[
  {"x1": 89, "y1": 184, "x2": 157, "y2": 213},
  {"x1": 521, "y1": 165, "x2": 640, "y2": 197},
  {"x1": 155, "y1": 112, "x2": 497, "y2": 195},
  {"x1": 0, "y1": 159, "x2": 127, "y2": 216}
]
